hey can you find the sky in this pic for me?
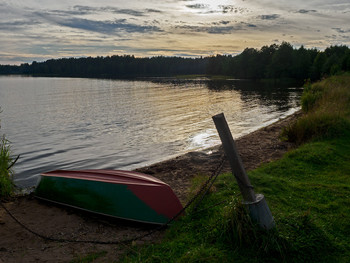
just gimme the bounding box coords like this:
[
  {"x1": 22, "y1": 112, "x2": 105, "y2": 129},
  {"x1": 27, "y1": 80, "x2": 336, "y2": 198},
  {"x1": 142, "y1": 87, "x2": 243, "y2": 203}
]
[{"x1": 0, "y1": 0, "x2": 350, "y2": 65}]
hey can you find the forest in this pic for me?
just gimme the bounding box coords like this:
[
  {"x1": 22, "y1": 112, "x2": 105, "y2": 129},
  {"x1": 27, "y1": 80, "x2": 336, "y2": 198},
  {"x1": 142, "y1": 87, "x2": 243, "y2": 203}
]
[{"x1": 1, "y1": 42, "x2": 350, "y2": 81}]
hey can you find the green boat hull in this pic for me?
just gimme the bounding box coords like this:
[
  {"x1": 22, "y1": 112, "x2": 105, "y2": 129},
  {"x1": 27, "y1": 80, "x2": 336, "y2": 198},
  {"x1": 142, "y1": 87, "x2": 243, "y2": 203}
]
[{"x1": 35, "y1": 170, "x2": 182, "y2": 224}]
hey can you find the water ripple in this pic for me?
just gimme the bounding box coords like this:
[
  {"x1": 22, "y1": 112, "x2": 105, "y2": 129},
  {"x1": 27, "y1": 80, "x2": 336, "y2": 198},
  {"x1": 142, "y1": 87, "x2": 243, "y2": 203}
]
[{"x1": 0, "y1": 76, "x2": 302, "y2": 188}]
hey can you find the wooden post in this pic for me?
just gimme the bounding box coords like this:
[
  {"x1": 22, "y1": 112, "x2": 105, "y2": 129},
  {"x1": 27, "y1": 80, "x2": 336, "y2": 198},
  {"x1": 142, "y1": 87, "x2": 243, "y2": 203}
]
[
  {"x1": 212, "y1": 113, "x2": 256, "y2": 202},
  {"x1": 212, "y1": 113, "x2": 275, "y2": 230}
]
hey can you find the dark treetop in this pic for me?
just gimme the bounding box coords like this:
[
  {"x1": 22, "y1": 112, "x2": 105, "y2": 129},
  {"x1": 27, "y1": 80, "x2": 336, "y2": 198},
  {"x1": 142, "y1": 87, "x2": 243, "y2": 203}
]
[{"x1": 1, "y1": 42, "x2": 350, "y2": 81}]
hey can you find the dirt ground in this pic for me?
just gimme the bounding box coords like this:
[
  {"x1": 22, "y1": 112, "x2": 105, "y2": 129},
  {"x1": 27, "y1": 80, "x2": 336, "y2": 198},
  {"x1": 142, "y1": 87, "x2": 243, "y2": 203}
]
[{"x1": 0, "y1": 111, "x2": 301, "y2": 263}]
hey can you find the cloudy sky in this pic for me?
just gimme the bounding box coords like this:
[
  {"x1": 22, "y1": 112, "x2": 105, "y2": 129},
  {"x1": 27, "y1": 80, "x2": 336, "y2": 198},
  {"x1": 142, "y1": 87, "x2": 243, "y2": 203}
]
[{"x1": 1, "y1": 0, "x2": 349, "y2": 65}]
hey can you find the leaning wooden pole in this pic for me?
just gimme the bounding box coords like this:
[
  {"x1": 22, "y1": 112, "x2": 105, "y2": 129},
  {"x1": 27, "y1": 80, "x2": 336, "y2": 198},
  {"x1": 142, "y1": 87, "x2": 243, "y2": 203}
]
[{"x1": 212, "y1": 113, "x2": 275, "y2": 230}]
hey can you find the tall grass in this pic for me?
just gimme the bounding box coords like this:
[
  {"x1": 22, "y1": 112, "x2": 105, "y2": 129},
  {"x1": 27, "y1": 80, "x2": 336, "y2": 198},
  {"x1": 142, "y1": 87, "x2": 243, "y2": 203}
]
[
  {"x1": 283, "y1": 75, "x2": 350, "y2": 144},
  {"x1": 0, "y1": 136, "x2": 14, "y2": 199},
  {"x1": 0, "y1": 109, "x2": 14, "y2": 199}
]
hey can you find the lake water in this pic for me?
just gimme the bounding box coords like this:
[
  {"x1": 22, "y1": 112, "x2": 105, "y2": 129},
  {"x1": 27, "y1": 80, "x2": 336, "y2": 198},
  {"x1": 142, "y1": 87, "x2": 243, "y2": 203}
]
[{"x1": 0, "y1": 76, "x2": 303, "y2": 188}]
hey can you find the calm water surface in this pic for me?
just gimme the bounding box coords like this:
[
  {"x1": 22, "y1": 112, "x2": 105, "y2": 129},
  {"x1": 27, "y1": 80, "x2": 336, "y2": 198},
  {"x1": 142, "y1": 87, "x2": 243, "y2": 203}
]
[{"x1": 0, "y1": 76, "x2": 302, "y2": 188}]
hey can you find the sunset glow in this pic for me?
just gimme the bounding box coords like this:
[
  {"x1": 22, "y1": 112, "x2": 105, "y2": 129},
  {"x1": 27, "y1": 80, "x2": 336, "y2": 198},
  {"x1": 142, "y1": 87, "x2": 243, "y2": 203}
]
[{"x1": 0, "y1": 0, "x2": 349, "y2": 64}]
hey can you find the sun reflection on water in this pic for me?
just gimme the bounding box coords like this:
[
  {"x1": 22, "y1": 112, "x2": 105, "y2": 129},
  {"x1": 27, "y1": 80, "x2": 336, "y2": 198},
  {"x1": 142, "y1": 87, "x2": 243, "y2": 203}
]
[{"x1": 0, "y1": 76, "x2": 302, "y2": 188}]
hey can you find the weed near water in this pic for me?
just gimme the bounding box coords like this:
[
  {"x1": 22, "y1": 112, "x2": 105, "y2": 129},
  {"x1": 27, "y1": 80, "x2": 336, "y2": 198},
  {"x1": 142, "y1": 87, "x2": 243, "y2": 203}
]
[
  {"x1": 0, "y1": 136, "x2": 14, "y2": 199},
  {"x1": 0, "y1": 108, "x2": 15, "y2": 199}
]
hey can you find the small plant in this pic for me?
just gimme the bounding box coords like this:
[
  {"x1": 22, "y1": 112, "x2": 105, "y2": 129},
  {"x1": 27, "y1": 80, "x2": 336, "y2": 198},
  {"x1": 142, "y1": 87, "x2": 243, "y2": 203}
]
[
  {"x1": 0, "y1": 136, "x2": 14, "y2": 199},
  {"x1": 0, "y1": 108, "x2": 14, "y2": 199}
]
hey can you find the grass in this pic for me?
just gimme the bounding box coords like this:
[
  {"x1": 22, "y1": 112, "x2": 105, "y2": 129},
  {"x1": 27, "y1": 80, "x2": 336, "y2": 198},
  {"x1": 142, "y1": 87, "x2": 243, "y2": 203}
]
[
  {"x1": 249, "y1": 134, "x2": 350, "y2": 262},
  {"x1": 120, "y1": 74, "x2": 350, "y2": 263},
  {"x1": 282, "y1": 75, "x2": 350, "y2": 144},
  {"x1": 0, "y1": 135, "x2": 14, "y2": 199}
]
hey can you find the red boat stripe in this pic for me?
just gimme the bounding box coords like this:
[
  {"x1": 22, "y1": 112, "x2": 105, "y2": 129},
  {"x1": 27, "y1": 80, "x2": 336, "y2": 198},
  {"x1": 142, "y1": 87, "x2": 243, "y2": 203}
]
[{"x1": 128, "y1": 184, "x2": 183, "y2": 220}]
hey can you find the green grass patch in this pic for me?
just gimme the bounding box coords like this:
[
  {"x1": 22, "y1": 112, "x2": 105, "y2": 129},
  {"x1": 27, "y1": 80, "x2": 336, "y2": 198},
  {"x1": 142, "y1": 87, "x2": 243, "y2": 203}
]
[
  {"x1": 250, "y1": 133, "x2": 350, "y2": 261},
  {"x1": 121, "y1": 75, "x2": 350, "y2": 263},
  {"x1": 121, "y1": 131, "x2": 350, "y2": 263}
]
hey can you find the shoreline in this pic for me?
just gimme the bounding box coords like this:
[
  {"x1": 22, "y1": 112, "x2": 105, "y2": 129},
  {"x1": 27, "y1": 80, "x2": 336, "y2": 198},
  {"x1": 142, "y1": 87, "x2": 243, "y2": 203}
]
[
  {"x1": 134, "y1": 107, "x2": 301, "y2": 174},
  {"x1": 135, "y1": 110, "x2": 301, "y2": 203},
  {"x1": 0, "y1": 110, "x2": 301, "y2": 263}
]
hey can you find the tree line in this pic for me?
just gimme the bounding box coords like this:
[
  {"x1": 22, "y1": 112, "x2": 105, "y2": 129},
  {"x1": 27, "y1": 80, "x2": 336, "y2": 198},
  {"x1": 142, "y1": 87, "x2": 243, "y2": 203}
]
[
  {"x1": 206, "y1": 42, "x2": 350, "y2": 80},
  {"x1": 1, "y1": 42, "x2": 350, "y2": 80}
]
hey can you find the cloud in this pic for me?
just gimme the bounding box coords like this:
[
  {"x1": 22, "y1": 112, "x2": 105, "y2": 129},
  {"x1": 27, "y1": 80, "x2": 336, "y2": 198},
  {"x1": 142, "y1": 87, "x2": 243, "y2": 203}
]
[
  {"x1": 34, "y1": 11, "x2": 163, "y2": 34},
  {"x1": 296, "y1": 9, "x2": 317, "y2": 14},
  {"x1": 146, "y1": 9, "x2": 163, "y2": 14},
  {"x1": 186, "y1": 4, "x2": 208, "y2": 9},
  {"x1": 1, "y1": 0, "x2": 350, "y2": 64},
  {"x1": 50, "y1": 5, "x2": 162, "y2": 17},
  {"x1": 332, "y1": 27, "x2": 350, "y2": 34},
  {"x1": 183, "y1": 4, "x2": 249, "y2": 15},
  {"x1": 175, "y1": 22, "x2": 255, "y2": 34},
  {"x1": 71, "y1": 5, "x2": 96, "y2": 15},
  {"x1": 207, "y1": 26, "x2": 237, "y2": 34},
  {"x1": 212, "y1": 21, "x2": 231, "y2": 25},
  {"x1": 0, "y1": 53, "x2": 45, "y2": 64},
  {"x1": 58, "y1": 18, "x2": 163, "y2": 34},
  {"x1": 108, "y1": 8, "x2": 146, "y2": 17},
  {"x1": 219, "y1": 5, "x2": 248, "y2": 14},
  {"x1": 0, "y1": 20, "x2": 41, "y2": 30},
  {"x1": 73, "y1": 5, "x2": 162, "y2": 17},
  {"x1": 175, "y1": 24, "x2": 233, "y2": 34},
  {"x1": 258, "y1": 14, "x2": 280, "y2": 20},
  {"x1": 48, "y1": 7, "x2": 90, "y2": 16}
]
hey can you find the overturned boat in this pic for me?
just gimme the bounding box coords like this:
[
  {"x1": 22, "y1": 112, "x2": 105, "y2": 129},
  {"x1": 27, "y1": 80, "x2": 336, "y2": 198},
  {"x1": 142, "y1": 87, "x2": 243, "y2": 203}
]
[{"x1": 35, "y1": 169, "x2": 183, "y2": 225}]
